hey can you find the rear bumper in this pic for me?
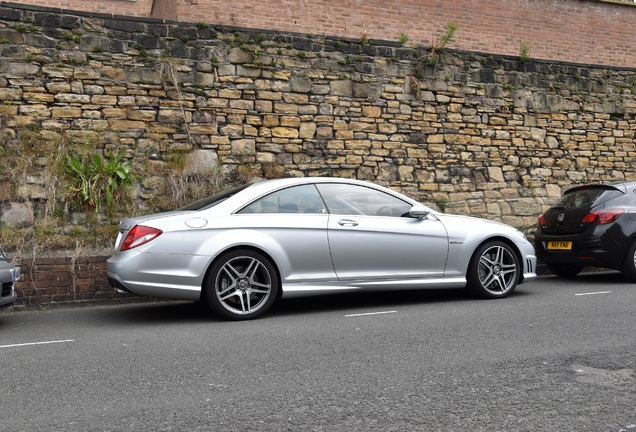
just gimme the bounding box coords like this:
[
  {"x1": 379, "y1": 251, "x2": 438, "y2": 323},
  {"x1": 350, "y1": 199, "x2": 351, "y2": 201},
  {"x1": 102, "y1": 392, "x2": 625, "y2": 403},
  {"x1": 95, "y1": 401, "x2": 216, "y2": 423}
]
[
  {"x1": 535, "y1": 236, "x2": 625, "y2": 268},
  {"x1": 107, "y1": 274, "x2": 138, "y2": 296},
  {"x1": 107, "y1": 252, "x2": 203, "y2": 301}
]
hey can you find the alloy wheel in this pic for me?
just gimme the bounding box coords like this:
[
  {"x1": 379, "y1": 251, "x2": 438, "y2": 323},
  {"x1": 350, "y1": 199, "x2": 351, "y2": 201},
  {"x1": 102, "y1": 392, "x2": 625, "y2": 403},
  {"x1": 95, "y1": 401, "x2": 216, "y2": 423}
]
[
  {"x1": 477, "y1": 244, "x2": 518, "y2": 295},
  {"x1": 214, "y1": 255, "x2": 274, "y2": 316}
]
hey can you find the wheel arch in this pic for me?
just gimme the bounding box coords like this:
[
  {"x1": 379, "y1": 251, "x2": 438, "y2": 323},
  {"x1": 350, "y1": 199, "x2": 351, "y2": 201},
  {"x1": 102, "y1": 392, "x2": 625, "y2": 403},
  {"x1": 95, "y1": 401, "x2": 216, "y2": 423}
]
[
  {"x1": 620, "y1": 233, "x2": 636, "y2": 264},
  {"x1": 468, "y1": 235, "x2": 525, "y2": 284},
  {"x1": 201, "y1": 245, "x2": 284, "y2": 301}
]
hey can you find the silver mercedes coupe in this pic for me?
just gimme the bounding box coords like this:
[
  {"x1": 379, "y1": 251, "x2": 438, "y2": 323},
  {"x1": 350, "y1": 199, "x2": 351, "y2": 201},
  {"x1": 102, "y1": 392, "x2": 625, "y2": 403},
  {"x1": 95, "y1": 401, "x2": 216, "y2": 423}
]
[{"x1": 107, "y1": 177, "x2": 537, "y2": 320}]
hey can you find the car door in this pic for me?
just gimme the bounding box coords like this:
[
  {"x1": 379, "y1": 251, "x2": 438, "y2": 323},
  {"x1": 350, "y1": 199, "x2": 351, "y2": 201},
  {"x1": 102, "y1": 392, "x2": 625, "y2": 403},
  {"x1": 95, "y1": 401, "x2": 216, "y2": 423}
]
[
  {"x1": 316, "y1": 183, "x2": 449, "y2": 281},
  {"x1": 235, "y1": 184, "x2": 336, "y2": 283}
]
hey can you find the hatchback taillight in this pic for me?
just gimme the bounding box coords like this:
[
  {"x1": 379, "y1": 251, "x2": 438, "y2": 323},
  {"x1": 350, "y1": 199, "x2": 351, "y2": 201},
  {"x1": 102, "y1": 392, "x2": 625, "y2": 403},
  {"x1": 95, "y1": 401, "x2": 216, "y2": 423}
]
[
  {"x1": 581, "y1": 209, "x2": 624, "y2": 225},
  {"x1": 537, "y1": 215, "x2": 546, "y2": 227},
  {"x1": 121, "y1": 225, "x2": 163, "y2": 251}
]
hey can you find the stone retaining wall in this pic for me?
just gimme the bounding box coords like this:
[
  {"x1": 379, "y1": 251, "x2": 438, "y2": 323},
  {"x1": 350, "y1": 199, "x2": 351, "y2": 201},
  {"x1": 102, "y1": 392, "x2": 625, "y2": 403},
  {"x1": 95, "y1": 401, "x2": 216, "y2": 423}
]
[{"x1": 0, "y1": 4, "x2": 633, "y2": 306}]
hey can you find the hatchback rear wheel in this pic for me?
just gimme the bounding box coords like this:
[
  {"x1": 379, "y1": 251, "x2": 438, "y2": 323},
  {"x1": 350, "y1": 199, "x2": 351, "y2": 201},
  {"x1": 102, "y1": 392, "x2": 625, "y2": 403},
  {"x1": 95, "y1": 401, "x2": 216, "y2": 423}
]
[
  {"x1": 621, "y1": 241, "x2": 636, "y2": 282},
  {"x1": 204, "y1": 249, "x2": 279, "y2": 320},
  {"x1": 467, "y1": 241, "x2": 520, "y2": 298}
]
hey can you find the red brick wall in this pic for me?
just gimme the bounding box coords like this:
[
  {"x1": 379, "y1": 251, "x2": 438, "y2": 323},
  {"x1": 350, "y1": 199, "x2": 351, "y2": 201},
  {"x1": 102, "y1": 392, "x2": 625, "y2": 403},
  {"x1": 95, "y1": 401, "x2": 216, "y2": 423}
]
[
  {"x1": 14, "y1": 256, "x2": 116, "y2": 307},
  {"x1": 9, "y1": 0, "x2": 153, "y2": 17},
  {"x1": 6, "y1": 0, "x2": 636, "y2": 66}
]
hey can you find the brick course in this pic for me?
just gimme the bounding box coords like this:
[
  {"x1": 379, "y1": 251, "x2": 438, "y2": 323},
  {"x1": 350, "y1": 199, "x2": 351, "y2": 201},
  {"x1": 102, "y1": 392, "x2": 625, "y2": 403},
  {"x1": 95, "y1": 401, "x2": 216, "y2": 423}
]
[{"x1": 15, "y1": 256, "x2": 115, "y2": 307}]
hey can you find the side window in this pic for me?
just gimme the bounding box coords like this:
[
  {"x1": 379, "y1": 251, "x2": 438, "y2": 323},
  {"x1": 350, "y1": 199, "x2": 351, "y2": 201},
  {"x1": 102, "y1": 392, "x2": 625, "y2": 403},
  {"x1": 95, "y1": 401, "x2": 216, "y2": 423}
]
[
  {"x1": 316, "y1": 183, "x2": 412, "y2": 217},
  {"x1": 237, "y1": 184, "x2": 327, "y2": 214}
]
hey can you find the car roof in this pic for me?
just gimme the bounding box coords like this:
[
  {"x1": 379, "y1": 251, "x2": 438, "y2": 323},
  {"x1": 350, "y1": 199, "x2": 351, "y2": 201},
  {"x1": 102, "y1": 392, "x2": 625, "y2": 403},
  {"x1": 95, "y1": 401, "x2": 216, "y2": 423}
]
[
  {"x1": 215, "y1": 176, "x2": 420, "y2": 212},
  {"x1": 246, "y1": 176, "x2": 397, "y2": 195}
]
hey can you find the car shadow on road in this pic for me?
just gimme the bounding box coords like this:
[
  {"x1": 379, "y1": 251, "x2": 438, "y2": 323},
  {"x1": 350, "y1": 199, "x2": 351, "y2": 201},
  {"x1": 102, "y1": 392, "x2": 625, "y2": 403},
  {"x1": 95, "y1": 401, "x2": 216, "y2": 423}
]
[
  {"x1": 90, "y1": 289, "x2": 477, "y2": 324},
  {"x1": 540, "y1": 269, "x2": 626, "y2": 284},
  {"x1": 91, "y1": 285, "x2": 542, "y2": 324},
  {"x1": 88, "y1": 300, "x2": 216, "y2": 324},
  {"x1": 269, "y1": 288, "x2": 495, "y2": 318}
]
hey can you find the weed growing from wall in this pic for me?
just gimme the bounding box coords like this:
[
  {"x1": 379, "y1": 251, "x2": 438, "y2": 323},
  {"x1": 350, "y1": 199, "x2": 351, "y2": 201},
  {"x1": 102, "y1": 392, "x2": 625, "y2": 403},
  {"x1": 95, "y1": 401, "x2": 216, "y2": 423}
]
[
  {"x1": 145, "y1": 151, "x2": 228, "y2": 212},
  {"x1": 416, "y1": 22, "x2": 458, "y2": 77},
  {"x1": 0, "y1": 119, "x2": 68, "y2": 220},
  {"x1": 64, "y1": 148, "x2": 136, "y2": 217},
  {"x1": 519, "y1": 41, "x2": 530, "y2": 62},
  {"x1": 159, "y1": 56, "x2": 193, "y2": 143}
]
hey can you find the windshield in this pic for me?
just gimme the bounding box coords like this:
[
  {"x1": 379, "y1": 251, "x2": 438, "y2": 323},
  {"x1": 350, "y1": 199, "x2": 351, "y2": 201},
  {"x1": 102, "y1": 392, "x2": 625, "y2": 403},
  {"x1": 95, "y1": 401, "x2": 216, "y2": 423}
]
[{"x1": 179, "y1": 184, "x2": 250, "y2": 211}]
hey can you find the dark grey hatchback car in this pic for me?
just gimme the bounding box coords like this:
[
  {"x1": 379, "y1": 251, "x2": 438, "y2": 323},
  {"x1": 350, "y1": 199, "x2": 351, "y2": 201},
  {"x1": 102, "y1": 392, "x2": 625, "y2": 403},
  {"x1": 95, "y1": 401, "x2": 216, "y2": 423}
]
[{"x1": 535, "y1": 181, "x2": 636, "y2": 280}]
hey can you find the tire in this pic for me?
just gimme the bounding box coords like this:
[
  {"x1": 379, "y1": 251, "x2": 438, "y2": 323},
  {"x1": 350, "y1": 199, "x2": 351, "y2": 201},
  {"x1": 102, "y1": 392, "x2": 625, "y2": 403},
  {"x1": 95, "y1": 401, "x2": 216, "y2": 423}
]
[
  {"x1": 204, "y1": 249, "x2": 279, "y2": 320},
  {"x1": 621, "y1": 241, "x2": 636, "y2": 282},
  {"x1": 546, "y1": 263, "x2": 583, "y2": 278},
  {"x1": 467, "y1": 241, "x2": 520, "y2": 299}
]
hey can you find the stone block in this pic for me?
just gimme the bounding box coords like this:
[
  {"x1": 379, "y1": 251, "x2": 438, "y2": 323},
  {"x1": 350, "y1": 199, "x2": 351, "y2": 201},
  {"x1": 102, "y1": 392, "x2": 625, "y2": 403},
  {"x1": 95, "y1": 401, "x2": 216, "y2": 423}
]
[
  {"x1": 55, "y1": 93, "x2": 91, "y2": 104},
  {"x1": 362, "y1": 106, "x2": 382, "y2": 118},
  {"x1": 0, "y1": 201, "x2": 34, "y2": 227},
  {"x1": 258, "y1": 91, "x2": 282, "y2": 100},
  {"x1": 272, "y1": 127, "x2": 299, "y2": 138},
  {"x1": 330, "y1": 80, "x2": 352, "y2": 97},
  {"x1": 158, "y1": 109, "x2": 188, "y2": 124},
  {"x1": 218, "y1": 89, "x2": 242, "y2": 99},
  {"x1": 108, "y1": 120, "x2": 146, "y2": 130},
  {"x1": 184, "y1": 149, "x2": 218, "y2": 175},
  {"x1": 51, "y1": 107, "x2": 81, "y2": 118},
  {"x1": 19, "y1": 105, "x2": 50, "y2": 117},
  {"x1": 73, "y1": 68, "x2": 101, "y2": 80},
  {"x1": 231, "y1": 138, "x2": 255, "y2": 155},
  {"x1": 228, "y1": 47, "x2": 253, "y2": 64},
  {"x1": 290, "y1": 77, "x2": 312, "y2": 93},
  {"x1": 274, "y1": 103, "x2": 298, "y2": 115},
  {"x1": 128, "y1": 109, "x2": 157, "y2": 122},
  {"x1": 102, "y1": 108, "x2": 128, "y2": 119},
  {"x1": 0, "y1": 87, "x2": 22, "y2": 100},
  {"x1": 299, "y1": 122, "x2": 316, "y2": 139}
]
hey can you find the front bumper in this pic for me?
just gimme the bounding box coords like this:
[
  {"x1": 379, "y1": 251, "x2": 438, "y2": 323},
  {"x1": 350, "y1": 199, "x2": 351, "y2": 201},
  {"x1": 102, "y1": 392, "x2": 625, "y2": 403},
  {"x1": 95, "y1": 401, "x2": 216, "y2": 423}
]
[{"x1": 0, "y1": 266, "x2": 20, "y2": 310}]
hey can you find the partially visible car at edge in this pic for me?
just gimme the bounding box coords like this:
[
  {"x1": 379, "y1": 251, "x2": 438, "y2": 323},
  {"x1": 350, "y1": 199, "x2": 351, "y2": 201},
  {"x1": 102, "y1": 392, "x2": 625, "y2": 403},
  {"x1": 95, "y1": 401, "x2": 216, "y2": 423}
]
[
  {"x1": 0, "y1": 249, "x2": 20, "y2": 311},
  {"x1": 107, "y1": 177, "x2": 537, "y2": 320},
  {"x1": 535, "y1": 181, "x2": 636, "y2": 279}
]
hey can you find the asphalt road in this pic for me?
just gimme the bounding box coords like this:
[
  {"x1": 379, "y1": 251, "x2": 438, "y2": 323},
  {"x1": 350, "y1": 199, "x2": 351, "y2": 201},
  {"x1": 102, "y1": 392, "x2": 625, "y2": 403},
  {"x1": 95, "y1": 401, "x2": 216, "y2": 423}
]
[{"x1": 1, "y1": 272, "x2": 635, "y2": 432}]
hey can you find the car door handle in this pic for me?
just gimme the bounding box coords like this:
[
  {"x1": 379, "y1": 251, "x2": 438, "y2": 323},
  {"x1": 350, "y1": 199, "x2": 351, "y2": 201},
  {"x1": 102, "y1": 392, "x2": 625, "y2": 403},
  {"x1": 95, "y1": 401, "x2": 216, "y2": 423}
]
[{"x1": 338, "y1": 219, "x2": 359, "y2": 226}]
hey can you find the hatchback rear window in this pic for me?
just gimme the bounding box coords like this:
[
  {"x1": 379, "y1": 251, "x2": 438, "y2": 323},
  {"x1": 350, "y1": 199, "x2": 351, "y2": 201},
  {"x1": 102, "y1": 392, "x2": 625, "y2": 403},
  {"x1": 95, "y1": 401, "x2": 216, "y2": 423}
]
[{"x1": 555, "y1": 187, "x2": 622, "y2": 210}]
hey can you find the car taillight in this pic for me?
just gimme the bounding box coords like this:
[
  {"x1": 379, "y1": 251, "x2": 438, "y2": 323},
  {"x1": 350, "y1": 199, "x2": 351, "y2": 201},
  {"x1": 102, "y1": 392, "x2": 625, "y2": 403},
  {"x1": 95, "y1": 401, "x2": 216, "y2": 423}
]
[
  {"x1": 121, "y1": 225, "x2": 163, "y2": 251},
  {"x1": 581, "y1": 209, "x2": 624, "y2": 225},
  {"x1": 537, "y1": 215, "x2": 546, "y2": 227}
]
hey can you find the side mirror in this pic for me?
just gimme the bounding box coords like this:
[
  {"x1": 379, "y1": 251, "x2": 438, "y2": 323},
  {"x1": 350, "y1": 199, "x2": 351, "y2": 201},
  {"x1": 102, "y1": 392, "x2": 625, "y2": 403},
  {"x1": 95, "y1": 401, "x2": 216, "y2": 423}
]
[{"x1": 409, "y1": 205, "x2": 430, "y2": 219}]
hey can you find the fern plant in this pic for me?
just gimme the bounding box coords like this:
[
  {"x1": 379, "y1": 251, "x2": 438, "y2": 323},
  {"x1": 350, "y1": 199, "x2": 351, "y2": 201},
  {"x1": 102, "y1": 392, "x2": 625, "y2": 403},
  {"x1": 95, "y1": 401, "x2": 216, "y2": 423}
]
[{"x1": 64, "y1": 148, "x2": 136, "y2": 216}]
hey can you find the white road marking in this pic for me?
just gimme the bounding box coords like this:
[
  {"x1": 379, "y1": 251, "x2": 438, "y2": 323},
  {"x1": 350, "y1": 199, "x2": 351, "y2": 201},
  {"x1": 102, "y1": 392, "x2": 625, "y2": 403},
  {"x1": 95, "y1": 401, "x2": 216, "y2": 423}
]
[
  {"x1": 575, "y1": 291, "x2": 612, "y2": 296},
  {"x1": 0, "y1": 339, "x2": 75, "y2": 349},
  {"x1": 345, "y1": 311, "x2": 397, "y2": 317}
]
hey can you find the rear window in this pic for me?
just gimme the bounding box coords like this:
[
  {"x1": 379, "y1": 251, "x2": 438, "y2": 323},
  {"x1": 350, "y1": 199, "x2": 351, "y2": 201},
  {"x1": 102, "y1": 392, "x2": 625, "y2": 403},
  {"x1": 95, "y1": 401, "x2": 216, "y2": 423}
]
[
  {"x1": 554, "y1": 187, "x2": 623, "y2": 210},
  {"x1": 179, "y1": 184, "x2": 250, "y2": 211}
]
